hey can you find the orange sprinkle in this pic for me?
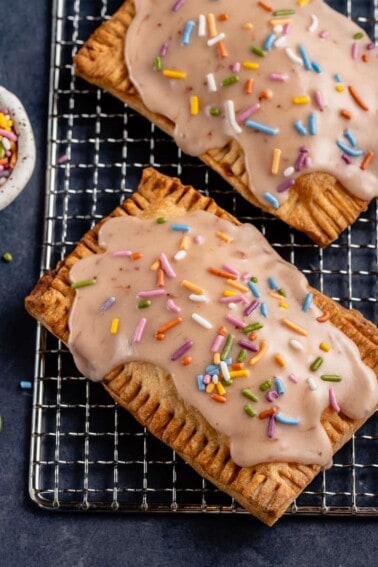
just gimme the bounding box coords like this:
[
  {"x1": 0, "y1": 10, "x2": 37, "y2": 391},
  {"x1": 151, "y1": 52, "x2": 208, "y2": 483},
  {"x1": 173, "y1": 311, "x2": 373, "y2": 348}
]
[
  {"x1": 211, "y1": 393, "x2": 227, "y2": 404},
  {"x1": 260, "y1": 90, "x2": 273, "y2": 100},
  {"x1": 156, "y1": 316, "x2": 182, "y2": 335},
  {"x1": 157, "y1": 268, "x2": 165, "y2": 288},
  {"x1": 208, "y1": 267, "x2": 238, "y2": 280},
  {"x1": 245, "y1": 78, "x2": 254, "y2": 94},
  {"x1": 348, "y1": 85, "x2": 369, "y2": 111},
  {"x1": 226, "y1": 279, "x2": 249, "y2": 293},
  {"x1": 249, "y1": 340, "x2": 269, "y2": 366},
  {"x1": 217, "y1": 41, "x2": 228, "y2": 58},
  {"x1": 360, "y1": 151, "x2": 374, "y2": 171},
  {"x1": 270, "y1": 291, "x2": 283, "y2": 300},
  {"x1": 131, "y1": 252, "x2": 143, "y2": 261},
  {"x1": 362, "y1": 54, "x2": 369, "y2": 63},
  {"x1": 274, "y1": 354, "x2": 286, "y2": 367},
  {"x1": 231, "y1": 362, "x2": 244, "y2": 371},
  {"x1": 269, "y1": 18, "x2": 292, "y2": 26},
  {"x1": 281, "y1": 318, "x2": 308, "y2": 336},
  {"x1": 259, "y1": 407, "x2": 277, "y2": 420},
  {"x1": 206, "y1": 383, "x2": 215, "y2": 394},
  {"x1": 207, "y1": 13, "x2": 217, "y2": 38},
  {"x1": 218, "y1": 326, "x2": 228, "y2": 336},
  {"x1": 180, "y1": 235, "x2": 189, "y2": 250},
  {"x1": 213, "y1": 352, "x2": 221, "y2": 365},
  {"x1": 181, "y1": 279, "x2": 204, "y2": 295},
  {"x1": 0, "y1": 158, "x2": 8, "y2": 166},
  {"x1": 316, "y1": 311, "x2": 330, "y2": 323},
  {"x1": 339, "y1": 109, "x2": 352, "y2": 120},
  {"x1": 248, "y1": 332, "x2": 257, "y2": 341},
  {"x1": 258, "y1": 1, "x2": 273, "y2": 11},
  {"x1": 150, "y1": 259, "x2": 160, "y2": 271},
  {"x1": 242, "y1": 22, "x2": 253, "y2": 30},
  {"x1": 155, "y1": 332, "x2": 165, "y2": 341},
  {"x1": 181, "y1": 356, "x2": 192, "y2": 366},
  {"x1": 216, "y1": 230, "x2": 233, "y2": 243},
  {"x1": 218, "y1": 13, "x2": 229, "y2": 21}
]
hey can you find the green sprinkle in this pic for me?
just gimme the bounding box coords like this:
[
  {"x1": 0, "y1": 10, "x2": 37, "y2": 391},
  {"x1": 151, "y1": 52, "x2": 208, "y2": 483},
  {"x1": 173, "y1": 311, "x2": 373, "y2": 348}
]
[
  {"x1": 223, "y1": 379, "x2": 233, "y2": 387},
  {"x1": 251, "y1": 46, "x2": 266, "y2": 57},
  {"x1": 277, "y1": 288, "x2": 286, "y2": 297},
  {"x1": 250, "y1": 276, "x2": 258, "y2": 283},
  {"x1": 221, "y1": 75, "x2": 240, "y2": 87},
  {"x1": 353, "y1": 32, "x2": 364, "y2": 40},
  {"x1": 243, "y1": 322, "x2": 263, "y2": 333},
  {"x1": 221, "y1": 334, "x2": 235, "y2": 360},
  {"x1": 310, "y1": 356, "x2": 324, "y2": 371},
  {"x1": 259, "y1": 379, "x2": 272, "y2": 392},
  {"x1": 273, "y1": 9, "x2": 296, "y2": 16},
  {"x1": 0, "y1": 143, "x2": 5, "y2": 159},
  {"x1": 237, "y1": 348, "x2": 247, "y2": 363},
  {"x1": 156, "y1": 216, "x2": 167, "y2": 224},
  {"x1": 321, "y1": 374, "x2": 343, "y2": 382},
  {"x1": 2, "y1": 252, "x2": 13, "y2": 262},
  {"x1": 242, "y1": 389, "x2": 259, "y2": 402},
  {"x1": 244, "y1": 404, "x2": 257, "y2": 418},
  {"x1": 209, "y1": 106, "x2": 221, "y2": 117},
  {"x1": 71, "y1": 278, "x2": 96, "y2": 289},
  {"x1": 138, "y1": 299, "x2": 152, "y2": 309},
  {"x1": 153, "y1": 56, "x2": 162, "y2": 71}
]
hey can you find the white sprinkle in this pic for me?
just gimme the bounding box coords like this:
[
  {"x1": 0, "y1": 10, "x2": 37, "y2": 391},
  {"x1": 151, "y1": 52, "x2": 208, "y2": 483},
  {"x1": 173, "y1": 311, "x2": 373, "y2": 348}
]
[
  {"x1": 274, "y1": 35, "x2": 287, "y2": 47},
  {"x1": 207, "y1": 32, "x2": 225, "y2": 47},
  {"x1": 212, "y1": 375, "x2": 219, "y2": 384},
  {"x1": 198, "y1": 14, "x2": 207, "y2": 37},
  {"x1": 274, "y1": 25, "x2": 284, "y2": 34},
  {"x1": 2, "y1": 137, "x2": 11, "y2": 151},
  {"x1": 174, "y1": 250, "x2": 187, "y2": 261},
  {"x1": 189, "y1": 293, "x2": 209, "y2": 302},
  {"x1": 225, "y1": 99, "x2": 242, "y2": 135},
  {"x1": 284, "y1": 166, "x2": 295, "y2": 177},
  {"x1": 228, "y1": 303, "x2": 237, "y2": 310},
  {"x1": 192, "y1": 313, "x2": 213, "y2": 329},
  {"x1": 308, "y1": 15, "x2": 319, "y2": 33},
  {"x1": 206, "y1": 72, "x2": 217, "y2": 92},
  {"x1": 307, "y1": 376, "x2": 318, "y2": 391},
  {"x1": 220, "y1": 361, "x2": 231, "y2": 381},
  {"x1": 285, "y1": 47, "x2": 304, "y2": 65},
  {"x1": 289, "y1": 339, "x2": 304, "y2": 351}
]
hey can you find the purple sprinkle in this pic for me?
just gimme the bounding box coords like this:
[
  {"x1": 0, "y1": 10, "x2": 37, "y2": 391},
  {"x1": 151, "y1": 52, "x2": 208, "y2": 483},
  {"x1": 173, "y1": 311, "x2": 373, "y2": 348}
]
[
  {"x1": 243, "y1": 300, "x2": 260, "y2": 316},
  {"x1": 171, "y1": 340, "x2": 193, "y2": 361},
  {"x1": 266, "y1": 390, "x2": 279, "y2": 402},
  {"x1": 267, "y1": 415, "x2": 276, "y2": 438},
  {"x1": 160, "y1": 41, "x2": 169, "y2": 57},
  {"x1": 100, "y1": 296, "x2": 116, "y2": 312},
  {"x1": 367, "y1": 42, "x2": 376, "y2": 50},
  {"x1": 295, "y1": 151, "x2": 307, "y2": 172},
  {"x1": 172, "y1": 0, "x2": 185, "y2": 12},
  {"x1": 277, "y1": 178, "x2": 295, "y2": 193},
  {"x1": 0, "y1": 170, "x2": 10, "y2": 178},
  {"x1": 341, "y1": 153, "x2": 352, "y2": 165},
  {"x1": 237, "y1": 339, "x2": 259, "y2": 353}
]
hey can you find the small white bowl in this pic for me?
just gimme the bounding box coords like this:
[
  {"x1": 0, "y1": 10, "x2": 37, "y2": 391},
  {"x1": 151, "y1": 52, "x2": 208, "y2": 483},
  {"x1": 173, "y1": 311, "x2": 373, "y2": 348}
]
[{"x1": 0, "y1": 86, "x2": 36, "y2": 211}]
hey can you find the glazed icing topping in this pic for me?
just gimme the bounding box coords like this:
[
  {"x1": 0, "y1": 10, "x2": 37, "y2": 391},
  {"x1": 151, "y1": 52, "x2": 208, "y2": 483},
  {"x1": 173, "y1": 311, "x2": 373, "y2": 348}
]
[
  {"x1": 68, "y1": 212, "x2": 378, "y2": 467},
  {"x1": 126, "y1": 0, "x2": 378, "y2": 208}
]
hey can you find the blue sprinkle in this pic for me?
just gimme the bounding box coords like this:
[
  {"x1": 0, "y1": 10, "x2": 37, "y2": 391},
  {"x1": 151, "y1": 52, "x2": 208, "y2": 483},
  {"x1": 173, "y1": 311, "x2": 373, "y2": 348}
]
[
  {"x1": 260, "y1": 301, "x2": 268, "y2": 318},
  {"x1": 302, "y1": 292, "x2": 313, "y2": 312},
  {"x1": 275, "y1": 413, "x2": 300, "y2": 425},
  {"x1": 224, "y1": 357, "x2": 233, "y2": 365},
  {"x1": 343, "y1": 129, "x2": 357, "y2": 148},
  {"x1": 264, "y1": 33, "x2": 276, "y2": 51},
  {"x1": 248, "y1": 280, "x2": 261, "y2": 298},
  {"x1": 20, "y1": 381, "x2": 32, "y2": 390},
  {"x1": 298, "y1": 44, "x2": 312, "y2": 71},
  {"x1": 268, "y1": 277, "x2": 279, "y2": 290},
  {"x1": 245, "y1": 120, "x2": 279, "y2": 136},
  {"x1": 294, "y1": 120, "x2": 307, "y2": 136},
  {"x1": 309, "y1": 113, "x2": 317, "y2": 135},
  {"x1": 311, "y1": 61, "x2": 322, "y2": 73},
  {"x1": 263, "y1": 192, "x2": 280, "y2": 209},
  {"x1": 205, "y1": 364, "x2": 219, "y2": 375},
  {"x1": 336, "y1": 140, "x2": 364, "y2": 157},
  {"x1": 274, "y1": 377, "x2": 285, "y2": 395},
  {"x1": 182, "y1": 20, "x2": 196, "y2": 45},
  {"x1": 171, "y1": 223, "x2": 191, "y2": 232},
  {"x1": 334, "y1": 72, "x2": 343, "y2": 83},
  {"x1": 197, "y1": 375, "x2": 206, "y2": 391}
]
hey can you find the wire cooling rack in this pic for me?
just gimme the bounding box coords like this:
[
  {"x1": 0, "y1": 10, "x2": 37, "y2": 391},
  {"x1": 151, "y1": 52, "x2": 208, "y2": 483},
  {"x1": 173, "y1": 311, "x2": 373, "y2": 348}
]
[{"x1": 29, "y1": 0, "x2": 377, "y2": 517}]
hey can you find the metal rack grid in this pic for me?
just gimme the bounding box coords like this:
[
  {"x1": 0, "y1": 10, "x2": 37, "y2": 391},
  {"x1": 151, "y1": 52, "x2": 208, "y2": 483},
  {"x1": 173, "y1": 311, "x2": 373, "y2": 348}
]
[{"x1": 29, "y1": 0, "x2": 377, "y2": 516}]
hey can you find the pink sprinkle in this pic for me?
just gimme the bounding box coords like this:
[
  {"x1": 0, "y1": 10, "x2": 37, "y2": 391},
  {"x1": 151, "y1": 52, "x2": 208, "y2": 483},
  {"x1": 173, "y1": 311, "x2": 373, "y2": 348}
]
[
  {"x1": 160, "y1": 41, "x2": 169, "y2": 57},
  {"x1": 237, "y1": 103, "x2": 261, "y2": 123},
  {"x1": 225, "y1": 314, "x2": 245, "y2": 328},
  {"x1": 319, "y1": 30, "x2": 329, "y2": 39},
  {"x1": 134, "y1": 317, "x2": 147, "y2": 343},
  {"x1": 341, "y1": 153, "x2": 352, "y2": 165},
  {"x1": 288, "y1": 373, "x2": 299, "y2": 383},
  {"x1": 172, "y1": 0, "x2": 185, "y2": 12},
  {"x1": 194, "y1": 234, "x2": 204, "y2": 244},
  {"x1": 329, "y1": 387, "x2": 340, "y2": 413},
  {"x1": 0, "y1": 128, "x2": 17, "y2": 142},
  {"x1": 267, "y1": 415, "x2": 276, "y2": 438},
  {"x1": 211, "y1": 334, "x2": 225, "y2": 352},
  {"x1": 222, "y1": 263, "x2": 240, "y2": 277},
  {"x1": 219, "y1": 295, "x2": 245, "y2": 304},
  {"x1": 203, "y1": 374, "x2": 211, "y2": 385},
  {"x1": 367, "y1": 42, "x2": 376, "y2": 50},
  {"x1": 58, "y1": 154, "x2": 69, "y2": 164},
  {"x1": 166, "y1": 298, "x2": 181, "y2": 313},
  {"x1": 283, "y1": 23, "x2": 292, "y2": 35},
  {"x1": 270, "y1": 73, "x2": 288, "y2": 82},
  {"x1": 160, "y1": 252, "x2": 176, "y2": 278},
  {"x1": 314, "y1": 90, "x2": 325, "y2": 110},
  {"x1": 241, "y1": 272, "x2": 252, "y2": 281},
  {"x1": 232, "y1": 62, "x2": 241, "y2": 73},
  {"x1": 112, "y1": 250, "x2": 132, "y2": 257},
  {"x1": 137, "y1": 289, "x2": 168, "y2": 298},
  {"x1": 351, "y1": 42, "x2": 359, "y2": 60},
  {"x1": 304, "y1": 155, "x2": 312, "y2": 168},
  {"x1": 0, "y1": 165, "x2": 3, "y2": 172}
]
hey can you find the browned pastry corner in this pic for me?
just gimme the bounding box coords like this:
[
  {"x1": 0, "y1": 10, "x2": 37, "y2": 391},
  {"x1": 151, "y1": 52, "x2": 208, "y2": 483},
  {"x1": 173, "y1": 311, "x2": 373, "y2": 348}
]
[
  {"x1": 25, "y1": 167, "x2": 378, "y2": 526},
  {"x1": 73, "y1": 1, "x2": 370, "y2": 247}
]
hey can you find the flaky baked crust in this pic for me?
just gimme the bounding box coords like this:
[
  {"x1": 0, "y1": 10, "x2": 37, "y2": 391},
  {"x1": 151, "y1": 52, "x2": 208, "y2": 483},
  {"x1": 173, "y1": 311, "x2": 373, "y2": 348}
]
[
  {"x1": 73, "y1": 0, "x2": 370, "y2": 247},
  {"x1": 25, "y1": 168, "x2": 377, "y2": 525}
]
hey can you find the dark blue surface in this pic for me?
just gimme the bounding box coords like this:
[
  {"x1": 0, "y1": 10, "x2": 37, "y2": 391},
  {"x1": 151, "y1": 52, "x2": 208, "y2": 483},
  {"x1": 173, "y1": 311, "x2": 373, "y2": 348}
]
[{"x1": 0, "y1": 2, "x2": 376, "y2": 566}]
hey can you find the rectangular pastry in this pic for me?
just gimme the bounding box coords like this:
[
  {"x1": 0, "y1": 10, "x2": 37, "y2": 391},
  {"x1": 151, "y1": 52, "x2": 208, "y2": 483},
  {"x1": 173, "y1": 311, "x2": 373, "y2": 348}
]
[
  {"x1": 74, "y1": 0, "x2": 378, "y2": 246},
  {"x1": 25, "y1": 168, "x2": 378, "y2": 525}
]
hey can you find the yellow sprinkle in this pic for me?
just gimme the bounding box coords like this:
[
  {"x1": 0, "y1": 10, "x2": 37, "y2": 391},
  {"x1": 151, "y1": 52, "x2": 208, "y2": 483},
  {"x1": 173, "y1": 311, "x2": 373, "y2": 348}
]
[
  {"x1": 274, "y1": 354, "x2": 286, "y2": 367},
  {"x1": 110, "y1": 318, "x2": 120, "y2": 335},
  {"x1": 281, "y1": 318, "x2": 308, "y2": 336},
  {"x1": 243, "y1": 22, "x2": 253, "y2": 30},
  {"x1": 207, "y1": 13, "x2": 218, "y2": 37},
  {"x1": 213, "y1": 352, "x2": 221, "y2": 365},
  {"x1": 150, "y1": 259, "x2": 160, "y2": 271},
  {"x1": 229, "y1": 370, "x2": 249, "y2": 378},
  {"x1": 163, "y1": 69, "x2": 187, "y2": 80},
  {"x1": 216, "y1": 230, "x2": 233, "y2": 243},
  {"x1": 180, "y1": 235, "x2": 189, "y2": 250},
  {"x1": 270, "y1": 18, "x2": 292, "y2": 26},
  {"x1": 223, "y1": 289, "x2": 239, "y2": 297},
  {"x1": 320, "y1": 342, "x2": 331, "y2": 352},
  {"x1": 297, "y1": 0, "x2": 310, "y2": 5},
  {"x1": 190, "y1": 95, "x2": 199, "y2": 116},
  {"x1": 279, "y1": 301, "x2": 289, "y2": 309},
  {"x1": 226, "y1": 279, "x2": 249, "y2": 293},
  {"x1": 335, "y1": 85, "x2": 345, "y2": 92},
  {"x1": 293, "y1": 96, "x2": 311, "y2": 105},
  {"x1": 181, "y1": 279, "x2": 205, "y2": 295},
  {"x1": 271, "y1": 148, "x2": 282, "y2": 175},
  {"x1": 249, "y1": 340, "x2": 269, "y2": 366},
  {"x1": 206, "y1": 383, "x2": 215, "y2": 394},
  {"x1": 242, "y1": 61, "x2": 260, "y2": 70},
  {"x1": 216, "y1": 382, "x2": 226, "y2": 396},
  {"x1": 269, "y1": 291, "x2": 283, "y2": 300}
]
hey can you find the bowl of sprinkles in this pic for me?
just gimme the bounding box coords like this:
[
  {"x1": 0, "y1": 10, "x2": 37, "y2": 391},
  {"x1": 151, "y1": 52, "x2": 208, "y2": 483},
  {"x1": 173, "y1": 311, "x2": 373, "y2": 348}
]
[{"x1": 0, "y1": 86, "x2": 36, "y2": 211}]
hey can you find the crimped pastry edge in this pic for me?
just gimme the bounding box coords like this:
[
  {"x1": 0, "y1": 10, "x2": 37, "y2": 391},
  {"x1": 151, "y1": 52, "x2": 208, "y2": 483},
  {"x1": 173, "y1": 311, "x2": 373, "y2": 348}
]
[
  {"x1": 73, "y1": 0, "x2": 370, "y2": 247},
  {"x1": 25, "y1": 167, "x2": 377, "y2": 526}
]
